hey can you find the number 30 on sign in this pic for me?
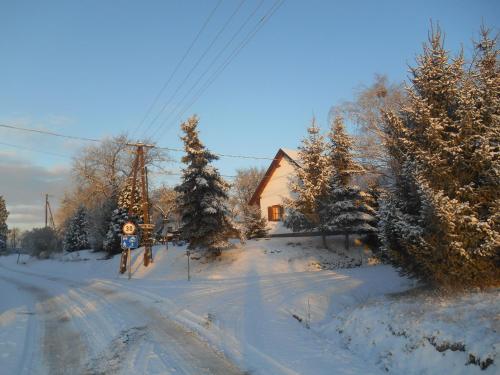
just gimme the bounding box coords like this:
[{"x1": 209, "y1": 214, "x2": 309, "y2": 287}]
[{"x1": 122, "y1": 222, "x2": 136, "y2": 235}]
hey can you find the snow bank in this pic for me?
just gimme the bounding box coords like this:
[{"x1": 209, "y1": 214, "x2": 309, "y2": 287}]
[{"x1": 322, "y1": 289, "x2": 499, "y2": 374}]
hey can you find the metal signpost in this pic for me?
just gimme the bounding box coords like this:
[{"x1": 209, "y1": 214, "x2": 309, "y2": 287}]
[
  {"x1": 120, "y1": 222, "x2": 138, "y2": 278},
  {"x1": 186, "y1": 249, "x2": 191, "y2": 281}
]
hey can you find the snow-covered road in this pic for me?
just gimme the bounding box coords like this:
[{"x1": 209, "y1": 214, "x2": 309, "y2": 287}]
[
  {"x1": 0, "y1": 263, "x2": 243, "y2": 375},
  {"x1": 3, "y1": 239, "x2": 489, "y2": 375}
]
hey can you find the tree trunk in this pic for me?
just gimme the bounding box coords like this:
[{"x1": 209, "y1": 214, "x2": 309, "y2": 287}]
[{"x1": 344, "y1": 233, "x2": 349, "y2": 251}]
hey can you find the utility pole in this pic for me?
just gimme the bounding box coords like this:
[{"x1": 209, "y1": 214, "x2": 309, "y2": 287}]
[
  {"x1": 11, "y1": 228, "x2": 16, "y2": 249},
  {"x1": 45, "y1": 193, "x2": 48, "y2": 227},
  {"x1": 119, "y1": 142, "x2": 155, "y2": 274},
  {"x1": 137, "y1": 145, "x2": 154, "y2": 267},
  {"x1": 44, "y1": 194, "x2": 56, "y2": 230}
]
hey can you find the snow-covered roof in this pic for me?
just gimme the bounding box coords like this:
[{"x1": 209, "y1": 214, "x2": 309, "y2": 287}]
[{"x1": 280, "y1": 148, "x2": 301, "y2": 167}]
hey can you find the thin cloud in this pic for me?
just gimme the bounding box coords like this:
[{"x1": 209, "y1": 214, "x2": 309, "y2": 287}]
[{"x1": 0, "y1": 153, "x2": 71, "y2": 230}]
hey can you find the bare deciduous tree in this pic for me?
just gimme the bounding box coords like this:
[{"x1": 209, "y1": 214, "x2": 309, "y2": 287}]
[
  {"x1": 230, "y1": 167, "x2": 266, "y2": 220},
  {"x1": 331, "y1": 75, "x2": 406, "y2": 176}
]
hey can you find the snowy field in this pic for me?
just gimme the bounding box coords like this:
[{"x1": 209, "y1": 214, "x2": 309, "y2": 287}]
[{"x1": 0, "y1": 237, "x2": 498, "y2": 375}]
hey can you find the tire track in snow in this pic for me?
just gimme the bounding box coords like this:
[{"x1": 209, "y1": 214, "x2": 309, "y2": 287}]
[
  {"x1": 0, "y1": 264, "x2": 245, "y2": 375},
  {"x1": 0, "y1": 274, "x2": 88, "y2": 375},
  {"x1": 0, "y1": 275, "x2": 40, "y2": 375}
]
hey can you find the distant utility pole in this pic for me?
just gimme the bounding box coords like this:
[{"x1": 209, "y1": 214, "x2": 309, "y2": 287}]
[
  {"x1": 44, "y1": 194, "x2": 56, "y2": 229},
  {"x1": 11, "y1": 228, "x2": 16, "y2": 249},
  {"x1": 45, "y1": 193, "x2": 48, "y2": 227},
  {"x1": 119, "y1": 142, "x2": 155, "y2": 274}
]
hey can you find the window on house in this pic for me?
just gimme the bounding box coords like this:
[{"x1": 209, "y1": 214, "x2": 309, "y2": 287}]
[{"x1": 267, "y1": 205, "x2": 283, "y2": 221}]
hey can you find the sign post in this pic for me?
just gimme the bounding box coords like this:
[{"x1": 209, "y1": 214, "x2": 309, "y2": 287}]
[
  {"x1": 120, "y1": 221, "x2": 138, "y2": 276},
  {"x1": 128, "y1": 248, "x2": 131, "y2": 280},
  {"x1": 186, "y1": 249, "x2": 191, "y2": 281}
]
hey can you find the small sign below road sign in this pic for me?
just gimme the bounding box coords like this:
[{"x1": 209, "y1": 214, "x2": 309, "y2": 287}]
[
  {"x1": 138, "y1": 223, "x2": 155, "y2": 230},
  {"x1": 121, "y1": 235, "x2": 139, "y2": 249},
  {"x1": 122, "y1": 222, "x2": 136, "y2": 235}
]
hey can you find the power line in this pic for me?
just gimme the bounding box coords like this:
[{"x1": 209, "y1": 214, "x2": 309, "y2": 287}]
[
  {"x1": 0, "y1": 123, "x2": 101, "y2": 143},
  {"x1": 151, "y1": 165, "x2": 237, "y2": 179},
  {"x1": 0, "y1": 122, "x2": 277, "y2": 161},
  {"x1": 156, "y1": 0, "x2": 286, "y2": 141},
  {"x1": 131, "y1": 0, "x2": 223, "y2": 138},
  {"x1": 0, "y1": 141, "x2": 73, "y2": 159},
  {"x1": 142, "y1": 0, "x2": 247, "y2": 139},
  {"x1": 148, "y1": 0, "x2": 266, "y2": 139}
]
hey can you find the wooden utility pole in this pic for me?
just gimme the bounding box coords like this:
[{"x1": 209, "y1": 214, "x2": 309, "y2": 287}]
[
  {"x1": 119, "y1": 143, "x2": 155, "y2": 274},
  {"x1": 137, "y1": 145, "x2": 154, "y2": 267},
  {"x1": 45, "y1": 193, "x2": 48, "y2": 228},
  {"x1": 44, "y1": 194, "x2": 56, "y2": 229}
]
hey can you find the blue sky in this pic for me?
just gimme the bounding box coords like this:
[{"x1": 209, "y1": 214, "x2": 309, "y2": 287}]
[{"x1": 0, "y1": 0, "x2": 498, "y2": 228}]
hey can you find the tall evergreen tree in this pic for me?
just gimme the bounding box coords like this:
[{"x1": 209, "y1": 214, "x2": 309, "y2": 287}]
[
  {"x1": 175, "y1": 115, "x2": 240, "y2": 256},
  {"x1": 0, "y1": 196, "x2": 9, "y2": 250},
  {"x1": 103, "y1": 207, "x2": 136, "y2": 255},
  {"x1": 118, "y1": 177, "x2": 143, "y2": 219},
  {"x1": 319, "y1": 116, "x2": 376, "y2": 250},
  {"x1": 63, "y1": 205, "x2": 90, "y2": 251},
  {"x1": 103, "y1": 181, "x2": 142, "y2": 255},
  {"x1": 381, "y1": 26, "x2": 500, "y2": 288},
  {"x1": 88, "y1": 194, "x2": 118, "y2": 251},
  {"x1": 284, "y1": 118, "x2": 330, "y2": 232}
]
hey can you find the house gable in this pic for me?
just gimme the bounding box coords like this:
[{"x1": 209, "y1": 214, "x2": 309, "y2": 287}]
[{"x1": 248, "y1": 148, "x2": 300, "y2": 207}]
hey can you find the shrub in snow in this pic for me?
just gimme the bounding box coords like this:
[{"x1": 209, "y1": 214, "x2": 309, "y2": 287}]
[
  {"x1": 63, "y1": 205, "x2": 90, "y2": 252},
  {"x1": 380, "y1": 27, "x2": 500, "y2": 288},
  {"x1": 22, "y1": 227, "x2": 61, "y2": 257},
  {"x1": 175, "y1": 115, "x2": 241, "y2": 256}
]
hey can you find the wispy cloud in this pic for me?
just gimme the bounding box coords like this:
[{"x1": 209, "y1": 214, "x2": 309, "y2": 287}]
[{"x1": 0, "y1": 152, "x2": 71, "y2": 230}]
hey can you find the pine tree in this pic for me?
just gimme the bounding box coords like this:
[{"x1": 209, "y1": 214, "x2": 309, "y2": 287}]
[
  {"x1": 63, "y1": 205, "x2": 90, "y2": 252},
  {"x1": 118, "y1": 178, "x2": 143, "y2": 219},
  {"x1": 243, "y1": 205, "x2": 269, "y2": 239},
  {"x1": 88, "y1": 194, "x2": 117, "y2": 251},
  {"x1": 103, "y1": 182, "x2": 142, "y2": 255},
  {"x1": 319, "y1": 116, "x2": 376, "y2": 250},
  {"x1": 103, "y1": 207, "x2": 134, "y2": 255},
  {"x1": 0, "y1": 196, "x2": 8, "y2": 251},
  {"x1": 284, "y1": 118, "x2": 330, "y2": 233},
  {"x1": 381, "y1": 26, "x2": 500, "y2": 288},
  {"x1": 175, "y1": 115, "x2": 240, "y2": 256}
]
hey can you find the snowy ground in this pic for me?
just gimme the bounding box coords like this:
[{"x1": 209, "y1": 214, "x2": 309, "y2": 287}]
[{"x1": 0, "y1": 237, "x2": 498, "y2": 374}]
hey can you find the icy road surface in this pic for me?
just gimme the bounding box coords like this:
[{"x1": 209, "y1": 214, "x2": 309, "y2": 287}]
[{"x1": 0, "y1": 264, "x2": 243, "y2": 375}]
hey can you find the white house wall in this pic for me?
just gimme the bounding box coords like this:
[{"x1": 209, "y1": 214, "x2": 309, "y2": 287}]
[{"x1": 259, "y1": 156, "x2": 297, "y2": 220}]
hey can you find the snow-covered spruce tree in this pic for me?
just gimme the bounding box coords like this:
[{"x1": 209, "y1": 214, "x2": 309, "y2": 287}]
[
  {"x1": 103, "y1": 182, "x2": 142, "y2": 255},
  {"x1": 175, "y1": 115, "x2": 240, "y2": 256},
  {"x1": 381, "y1": 26, "x2": 500, "y2": 288},
  {"x1": 363, "y1": 181, "x2": 383, "y2": 251},
  {"x1": 284, "y1": 118, "x2": 330, "y2": 235},
  {"x1": 243, "y1": 205, "x2": 269, "y2": 239},
  {"x1": 88, "y1": 194, "x2": 117, "y2": 251},
  {"x1": 63, "y1": 205, "x2": 90, "y2": 252},
  {"x1": 118, "y1": 177, "x2": 143, "y2": 219},
  {"x1": 103, "y1": 207, "x2": 132, "y2": 255},
  {"x1": 319, "y1": 115, "x2": 376, "y2": 250},
  {"x1": 0, "y1": 196, "x2": 9, "y2": 250}
]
